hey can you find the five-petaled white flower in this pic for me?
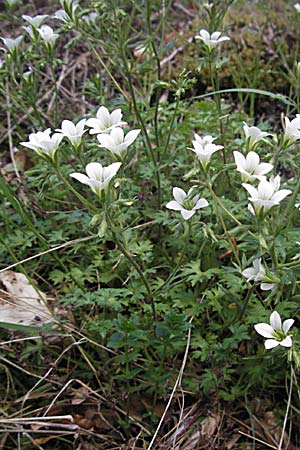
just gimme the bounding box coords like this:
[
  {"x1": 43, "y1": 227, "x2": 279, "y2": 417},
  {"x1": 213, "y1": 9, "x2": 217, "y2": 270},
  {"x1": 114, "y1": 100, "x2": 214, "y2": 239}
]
[
  {"x1": 242, "y1": 175, "x2": 292, "y2": 215},
  {"x1": 1, "y1": 36, "x2": 23, "y2": 51},
  {"x1": 243, "y1": 122, "x2": 271, "y2": 150},
  {"x1": 195, "y1": 29, "x2": 230, "y2": 50},
  {"x1": 55, "y1": 119, "x2": 87, "y2": 148},
  {"x1": 97, "y1": 127, "x2": 140, "y2": 159},
  {"x1": 70, "y1": 162, "x2": 122, "y2": 196},
  {"x1": 86, "y1": 106, "x2": 127, "y2": 134},
  {"x1": 189, "y1": 133, "x2": 223, "y2": 168},
  {"x1": 20, "y1": 128, "x2": 64, "y2": 159},
  {"x1": 284, "y1": 114, "x2": 300, "y2": 144},
  {"x1": 22, "y1": 14, "x2": 48, "y2": 28},
  {"x1": 233, "y1": 151, "x2": 273, "y2": 182},
  {"x1": 294, "y1": 3, "x2": 300, "y2": 13},
  {"x1": 37, "y1": 25, "x2": 59, "y2": 46},
  {"x1": 166, "y1": 187, "x2": 209, "y2": 220},
  {"x1": 242, "y1": 258, "x2": 276, "y2": 290},
  {"x1": 255, "y1": 311, "x2": 294, "y2": 349}
]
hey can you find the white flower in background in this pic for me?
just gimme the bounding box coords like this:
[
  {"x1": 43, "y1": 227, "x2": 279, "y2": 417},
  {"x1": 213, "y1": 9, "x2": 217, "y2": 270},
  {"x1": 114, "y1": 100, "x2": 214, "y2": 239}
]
[
  {"x1": 82, "y1": 12, "x2": 97, "y2": 23},
  {"x1": 233, "y1": 151, "x2": 273, "y2": 182},
  {"x1": 59, "y1": 0, "x2": 79, "y2": 19},
  {"x1": 55, "y1": 119, "x2": 87, "y2": 148},
  {"x1": 195, "y1": 29, "x2": 230, "y2": 50},
  {"x1": 53, "y1": 9, "x2": 70, "y2": 22},
  {"x1": 23, "y1": 67, "x2": 33, "y2": 81},
  {"x1": 1, "y1": 36, "x2": 23, "y2": 51},
  {"x1": 242, "y1": 176, "x2": 292, "y2": 215},
  {"x1": 37, "y1": 25, "x2": 59, "y2": 47},
  {"x1": 0, "y1": 58, "x2": 4, "y2": 69},
  {"x1": 189, "y1": 133, "x2": 223, "y2": 168},
  {"x1": 255, "y1": 311, "x2": 294, "y2": 349},
  {"x1": 242, "y1": 258, "x2": 276, "y2": 290},
  {"x1": 284, "y1": 114, "x2": 300, "y2": 143},
  {"x1": 20, "y1": 128, "x2": 64, "y2": 159},
  {"x1": 23, "y1": 26, "x2": 35, "y2": 39},
  {"x1": 22, "y1": 14, "x2": 48, "y2": 28},
  {"x1": 86, "y1": 106, "x2": 127, "y2": 134},
  {"x1": 294, "y1": 3, "x2": 300, "y2": 13},
  {"x1": 97, "y1": 127, "x2": 141, "y2": 159},
  {"x1": 166, "y1": 187, "x2": 209, "y2": 220},
  {"x1": 70, "y1": 162, "x2": 122, "y2": 196},
  {"x1": 243, "y1": 122, "x2": 271, "y2": 149}
]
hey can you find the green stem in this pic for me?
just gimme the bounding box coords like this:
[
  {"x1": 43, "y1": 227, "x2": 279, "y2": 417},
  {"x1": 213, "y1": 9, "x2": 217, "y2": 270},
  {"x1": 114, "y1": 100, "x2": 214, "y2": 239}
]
[
  {"x1": 119, "y1": 46, "x2": 161, "y2": 208},
  {"x1": 105, "y1": 209, "x2": 157, "y2": 321},
  {"x1": 161, "y1": 95, "x2": 180, "y2": 159},
  {"x1": 236, "y1": 285, "x2": 255, "y2": 322}
]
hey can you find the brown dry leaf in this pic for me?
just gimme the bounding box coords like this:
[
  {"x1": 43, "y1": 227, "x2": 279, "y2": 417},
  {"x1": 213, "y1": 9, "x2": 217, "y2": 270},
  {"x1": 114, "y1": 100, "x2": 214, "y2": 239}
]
[
  {"x1": 0, "y1": 271, "x2": 53, "y2": 326},
  {"x1": 261, "y1": 411, "x2": 290, "y2": 448},
  {"x1": 200, "y1": 413, "x2": 220, "y2": 437},
  {"x1": 73, "y1": 414, "x2": 94, "y2": 430},
  {"x1": 71, "y1": 386, "x2": 90, "y2": 405}
]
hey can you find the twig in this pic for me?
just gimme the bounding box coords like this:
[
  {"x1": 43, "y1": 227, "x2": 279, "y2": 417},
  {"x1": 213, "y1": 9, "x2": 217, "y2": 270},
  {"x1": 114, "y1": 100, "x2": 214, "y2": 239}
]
[
  {"x1": 278, "y1": 364, "x2": 293, "y2": 450},
  {"x1": 5, "y1": 82, "x2": 20, "y2": 179},
  {"x1": 0, "y1": 235, "x2": 96, "y2": 273},
  {"x1": 147, "y1": 316, "x2": 194, "y2": 450}
]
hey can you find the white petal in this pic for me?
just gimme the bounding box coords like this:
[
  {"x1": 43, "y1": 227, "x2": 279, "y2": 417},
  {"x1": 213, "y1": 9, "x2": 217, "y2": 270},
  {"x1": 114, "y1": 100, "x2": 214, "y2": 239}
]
[
  {"x1": 264, "y1": 339, "x2": 279, "y2": 349},
  {"x1": 103, "y1": 162, "x2": 122, "y2": 180},
  {"x1": 242, "y1": 267, "x2": 257, "y2": 281},
  {"x1": 110, "y1": 109, "x2": 123, "y2": 124},
  {"x1": 124, "y1": 129, "x2": 141, "y2": 145},
  {"x1": 257, "y1": 180, "x2": 274, "y2": 199},
  {"x1": 283, "y1": 319, "x2": 294, "y2": 334},
  {"x1": 97, "y1": 133, "x2": 114, "y2": 148},
  {"x1": 270, "y1": 311, "x2": 282, "y2": 330},
  {"x1": 86, "y1": 162, "x2": 103, "y2": 180},
  {"x1": 70, "y1": 173, "x2": 90, "y2": 185},
  {"x1": 166, "y1": 201, "x2": 183, "y2": 211},
  {"x1": 254, "y1": 323, "x2": 274, "y2": 338},
  {"x1": 272, "y1": 189, "x2": 292, "y2": 203},
  {"x1": 233, "y1": 151, "x2": 246, "y2": 169},
  {"x1": 173, "y1": 187, "x2": 186, "y2": 204},
  {"x1": 181, "y1": 209, "x2": 195, "y2": 220},
  {"x1": 246, "y1": 151, "x2": 260, "y2": 169},
  {"x1": 260, "y1": 283, "x2": 276, "y2": 291},
  {"x1": 194, "y1": 198, "x2": 209, "y2": 210},
  {"x1": 280, "y1": 336, "x2": 293, "y2": 347},
  {"x1": 257, "y1": 163, "x2": 273, "y2": 175},
  {"x1": 242, "y1": 183, "x2": 258, "y2": 198}
]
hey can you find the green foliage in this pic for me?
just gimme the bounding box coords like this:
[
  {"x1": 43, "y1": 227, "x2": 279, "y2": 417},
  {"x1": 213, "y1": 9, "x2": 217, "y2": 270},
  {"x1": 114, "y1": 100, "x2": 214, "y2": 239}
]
[{"x1": 1, "y1": 0, "x2": 300, "y2": 447}]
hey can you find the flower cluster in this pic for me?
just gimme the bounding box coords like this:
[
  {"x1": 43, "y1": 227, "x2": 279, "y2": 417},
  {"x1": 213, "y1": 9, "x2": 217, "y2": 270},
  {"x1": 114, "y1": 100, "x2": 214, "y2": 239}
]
[{"x1": 20, "y1": 106, "x2": 141, "y2": 198}]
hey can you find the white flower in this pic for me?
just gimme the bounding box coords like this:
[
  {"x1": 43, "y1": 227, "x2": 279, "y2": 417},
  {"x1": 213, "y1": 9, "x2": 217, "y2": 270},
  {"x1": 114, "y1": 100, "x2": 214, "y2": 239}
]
[
  {"x1": 20, "y1": 128, "x2": 64, "y2": 159},
  {"x1": 86, "y1": 106, "x2": 127, "y2": 134},
  {"x1": 37, "y1": 25, "x2": 59, "y2": 46},
  {"x1": 23, "y1": 67, "x2": 33, "y2": 81},
  {"x1": 189, "y1": 133, "x2": 223, "y2": 168},
  {"x1": 243, "y1": 122, "x2": 271, "y2": 149},
  {"x1": 166, "y1": 187, "x2": 209, "y2": 220},
  {"x1": 23, "y1": 26, "x2": 35, "y2": 39},
  {"x1": 242, "y1": 175, "x2": 292, "y2": 215},
  {"x1": 284, "y1": 115, "x2": 300, "y2": 144},
  {"x1": 22, "y1": 14, "x2": 48, "y2": 28},
  {"x1": 53, "y1": 9, "x2": 70, "y2": 22},
  {"x1": 55, "y1": 119, "x2": 87, "y2": 148},
  {"x1": 233, "y1": 151, "x2": 273, "y2": 182},
  {"x1": 294, "y1": 3, "x2": 300, "y2": 13},
  {"x1": 254, "y1": 311, "x2": 294, "y2": 349},
  {"x1": 97, "y1": 127, "x2": 141, "y2": 158},
  {"x1": 82, "y1": 12, "x2": 97, "y2": 23},
  {"x1": 195, "y1": 29, "x2": 230, "y2": 50},
  {"x1": 70, "y1": 162, "x2": 122, "y2": 196},
  {"x1": 242, "y1": 258, "x2": 276, "y2": 290},
  {"x1": 1, "y1": 36, "x2": 23, "y2": 51}
]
